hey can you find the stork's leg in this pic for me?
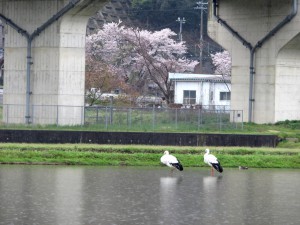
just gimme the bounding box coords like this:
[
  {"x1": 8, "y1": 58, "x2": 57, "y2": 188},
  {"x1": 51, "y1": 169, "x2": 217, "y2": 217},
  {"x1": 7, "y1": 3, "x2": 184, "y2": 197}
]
[
  {"x1": 170, "y1": 167, "x2": 175, "y2": 176},
  {"x1": 211, "y1": 167, "x2": 214, "y2": 176}
]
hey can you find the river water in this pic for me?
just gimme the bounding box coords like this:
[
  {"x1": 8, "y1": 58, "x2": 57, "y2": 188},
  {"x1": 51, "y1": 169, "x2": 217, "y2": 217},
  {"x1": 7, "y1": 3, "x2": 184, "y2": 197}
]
[{"x1": 0, "y1": 165, "x2": 299, "y2": 225}]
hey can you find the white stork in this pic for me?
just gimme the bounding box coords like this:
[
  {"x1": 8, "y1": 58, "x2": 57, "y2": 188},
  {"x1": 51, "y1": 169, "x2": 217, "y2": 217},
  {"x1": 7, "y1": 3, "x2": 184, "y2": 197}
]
[
  {"x1": 204, "y1": 148, "x2": 223, "y2": 176},
  {"x1": 160, "y1": 151, "x2": 183, "y2": 172}
]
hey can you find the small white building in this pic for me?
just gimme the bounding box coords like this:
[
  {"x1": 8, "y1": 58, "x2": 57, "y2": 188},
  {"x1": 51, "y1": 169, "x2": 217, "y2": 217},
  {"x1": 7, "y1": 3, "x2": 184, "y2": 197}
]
[{"x1": 169, "y1": 73, "x2": 231, "y2": 110}]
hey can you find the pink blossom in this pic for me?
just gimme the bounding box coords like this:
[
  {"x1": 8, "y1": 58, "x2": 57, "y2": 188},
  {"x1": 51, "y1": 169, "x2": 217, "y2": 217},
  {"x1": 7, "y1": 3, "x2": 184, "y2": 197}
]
[
  {"x1": 211, "y1": 50, "x2": 231, "y2": 76},
  {"x1": 86, "y1": 21, "x2": 198, "y2": 103}
]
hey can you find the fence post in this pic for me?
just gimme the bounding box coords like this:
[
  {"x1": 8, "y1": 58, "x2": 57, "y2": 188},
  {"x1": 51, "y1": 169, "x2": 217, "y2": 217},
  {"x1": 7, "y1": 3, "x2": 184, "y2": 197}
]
[
  {"x1": 83, "y1": 106, "x2": 86, "y2": 125},
  {"x1": 81, "y1": 106, "x2": 84, "y2": 126},
  {"x1": 219, "y1": 110, "x2": 222, "y2": 131},
  {"x1": 56, "y1": 105, "x2": 59, "y2": 126},
  {"x1": 152, "y1": 105, "x2": 155, "y2": 131},
  {"x1": 233, "y1": 110, "x2": 237, "y2": 129},
  {"x1": 198, "y1": 107, "x2": 200, "y2": 130},
  {"x1": 241, "y1": 110, "x2": 244, "y2": 130},
  {"x1": 126, "y1": 108, "x2": 129, "y2": 130},
  {"x1": 175, "y1": 108, "x2": 178, "y2": 130},
  {"x1": 6, "y1": 104, "x2": 9, "y2": 124},
  {"x1": 96, "y1": 106, "x2": 99, "y2": 124},
  {"x1": 140, "y1": 108, "x2": 142, "y2": 129},
  {"x1": 130, "y1": 108, "x2": 132, "y2": 130},
  {"x1": 110, "y1": 96, "x2": 113, "y2": 125},
  {"x1": 105, "y1": 106, "x2": 108, "y2": 130},
  {"x1": 31, "y1": 104, "x2": 34, "y2": 124}
]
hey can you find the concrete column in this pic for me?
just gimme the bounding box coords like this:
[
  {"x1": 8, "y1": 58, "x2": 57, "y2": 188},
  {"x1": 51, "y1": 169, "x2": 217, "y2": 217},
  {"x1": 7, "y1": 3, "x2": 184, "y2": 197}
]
[
  {"x1": 208, "y1": 0, "x2": 300, "y2": 123},
  {"x1": 0, "y1": 0, "x2": 108, "y2": 125}
]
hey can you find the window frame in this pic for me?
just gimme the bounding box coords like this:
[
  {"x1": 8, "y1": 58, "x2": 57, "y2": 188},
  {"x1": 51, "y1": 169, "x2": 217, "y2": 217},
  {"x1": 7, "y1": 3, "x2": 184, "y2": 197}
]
[
  {"x1": 220, "y1": 92, "x2": 231, "y2": 101},
  {"x1": 183, "y1": 90, "x2": 196, "y2": 105}
]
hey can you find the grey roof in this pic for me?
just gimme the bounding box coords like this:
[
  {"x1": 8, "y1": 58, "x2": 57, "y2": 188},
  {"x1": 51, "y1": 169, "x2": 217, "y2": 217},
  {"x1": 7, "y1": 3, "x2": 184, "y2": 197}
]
[{"x1": 168, "y1": 73, "x2": 231, "y2": 83}]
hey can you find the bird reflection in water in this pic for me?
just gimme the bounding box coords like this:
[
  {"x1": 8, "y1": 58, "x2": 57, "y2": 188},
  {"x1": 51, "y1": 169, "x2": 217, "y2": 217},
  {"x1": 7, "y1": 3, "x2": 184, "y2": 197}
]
[
  {"x1": 159, "y1": 176, "x2": 183, "y2": 223},
  {"x1": 201, "y1": 175, "x2": 224, "y2": 224},
  {"x1": 203, "y1": 175, "x2": 223, "y2": 192}
]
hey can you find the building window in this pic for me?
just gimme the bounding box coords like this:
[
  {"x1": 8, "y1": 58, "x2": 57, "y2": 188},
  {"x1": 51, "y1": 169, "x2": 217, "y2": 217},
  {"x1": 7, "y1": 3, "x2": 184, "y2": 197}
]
[
  {"x1": 220, "y1": 92, "x2": 231, "y2": 100},
  {"x1": 183, "y1": 90, "x2": 196, "y2": 104}
]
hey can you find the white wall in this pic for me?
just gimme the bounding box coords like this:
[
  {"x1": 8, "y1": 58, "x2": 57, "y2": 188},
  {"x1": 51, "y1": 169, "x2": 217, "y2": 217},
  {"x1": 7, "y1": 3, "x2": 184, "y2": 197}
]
[{"x1": 174, "y1": 80, "x2": 231, "y2": 108}]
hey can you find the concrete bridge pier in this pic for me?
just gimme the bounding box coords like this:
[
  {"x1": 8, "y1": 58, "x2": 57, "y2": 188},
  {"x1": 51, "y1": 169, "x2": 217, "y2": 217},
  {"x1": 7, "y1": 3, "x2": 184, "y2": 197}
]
[
  {"x1": 0, "y1": 0, "x2": 108, "y2": 125},
  {"x1": 208, "y1": 0, "x2": 300, "y2": 123}
]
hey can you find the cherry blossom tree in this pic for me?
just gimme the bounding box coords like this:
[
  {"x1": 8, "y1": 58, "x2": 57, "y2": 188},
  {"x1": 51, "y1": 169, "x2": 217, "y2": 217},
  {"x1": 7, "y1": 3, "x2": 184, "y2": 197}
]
[
  {"x1": 210, "y1": 50, "x2": 232, "y2": 76},
  {"x1": 86, "y1": 21, "x2": 198, "y2": 104},
  {"x1": 85, "y1": 60, "x2": 116, "y2": 106}
]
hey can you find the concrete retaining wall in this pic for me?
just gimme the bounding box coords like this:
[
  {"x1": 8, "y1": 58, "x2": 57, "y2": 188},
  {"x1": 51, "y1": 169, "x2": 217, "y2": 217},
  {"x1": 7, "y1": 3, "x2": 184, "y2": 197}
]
[{"x1": 0, "y1": 130, "x2": 278, "y2": 147}]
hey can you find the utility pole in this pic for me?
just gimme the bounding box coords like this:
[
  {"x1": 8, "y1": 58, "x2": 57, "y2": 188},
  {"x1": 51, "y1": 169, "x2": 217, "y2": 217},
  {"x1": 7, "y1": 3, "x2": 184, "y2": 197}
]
[
  {"x1": 195, "y1": 0, "x2": 208, "y2": 71},
  {"x1": 176, "y1": 17, "x2": 186, "y2": 42}
]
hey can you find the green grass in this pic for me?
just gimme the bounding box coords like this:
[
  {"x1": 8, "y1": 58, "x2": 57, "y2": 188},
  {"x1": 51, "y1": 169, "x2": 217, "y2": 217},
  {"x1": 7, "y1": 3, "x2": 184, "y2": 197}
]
[
  {"x1": 0, "y1": 143, "x2": 299, "y2": 168},
  {"x1": 0, "y1": 121, "x2": 299, "y2": 149},
  {"x1": 0, "y1": 119, "x2": 298, "y2": 136},
  {"x1": 0, "y1": 111, "x2": 299, "y2": 168}
]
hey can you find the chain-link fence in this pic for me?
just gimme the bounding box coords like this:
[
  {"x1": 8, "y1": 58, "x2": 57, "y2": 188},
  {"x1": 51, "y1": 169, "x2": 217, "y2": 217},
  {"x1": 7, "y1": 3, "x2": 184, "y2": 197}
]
[
  {"x1": 84, "y1": 106, "x2": 243, "y2": 132},
  {"x1": 0, "y1": 104, "x2": 243, "y2": 131},
  {"x1": 1, "y1": 104, "x2": 85, "y2": 125}
]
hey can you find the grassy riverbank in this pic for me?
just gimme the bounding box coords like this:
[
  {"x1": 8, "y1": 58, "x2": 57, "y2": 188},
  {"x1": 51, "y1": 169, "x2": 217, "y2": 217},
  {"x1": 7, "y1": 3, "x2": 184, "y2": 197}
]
[
  {"x1": 0, "y1": 120, "x2": 299, "y2": 138},
  {"x1": 0, "y1": 143, "x2": 299, "y2": 169},
  {"x1": 0, "y1": 120, "x2": 299, "y2": 168}
]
